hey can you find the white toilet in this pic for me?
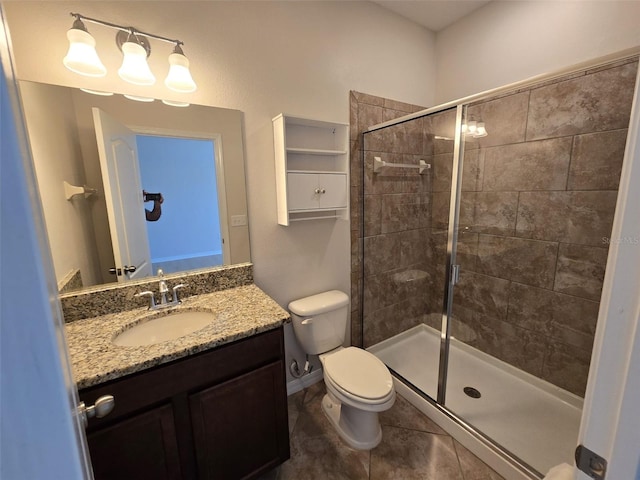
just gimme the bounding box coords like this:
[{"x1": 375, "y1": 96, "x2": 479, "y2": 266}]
[{"x1": 289, "y1": 290, "x2": 395, "y2": 450}]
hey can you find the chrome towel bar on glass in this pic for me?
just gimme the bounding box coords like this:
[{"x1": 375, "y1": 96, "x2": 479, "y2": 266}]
[{"x1": 373, "y1": 156, "x2": 431, "y2": 174}]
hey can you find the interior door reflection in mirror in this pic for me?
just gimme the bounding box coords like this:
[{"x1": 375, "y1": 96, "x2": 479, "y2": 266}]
[{"x1": 19, "y1": 81, "x2": 249, "y2": 293}]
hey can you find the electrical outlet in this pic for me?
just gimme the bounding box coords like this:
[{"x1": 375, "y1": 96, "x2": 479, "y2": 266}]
[{"x1": 231, "y1": 214, "x2": 247, "y2": 227}]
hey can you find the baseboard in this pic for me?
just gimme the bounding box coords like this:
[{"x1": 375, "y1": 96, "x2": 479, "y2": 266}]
[{"x1": 286, "y1": 368, "x2": 323, "y2": 396}]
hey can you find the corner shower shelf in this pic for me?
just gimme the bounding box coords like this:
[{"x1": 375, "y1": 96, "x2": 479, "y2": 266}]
[{"x1": 273, "y1": 114, "x2": 349, "y2": 226}]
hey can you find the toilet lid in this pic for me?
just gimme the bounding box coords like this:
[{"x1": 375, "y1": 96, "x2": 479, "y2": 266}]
[{"x1": 323, "y1": 347, "x2": 393, "y2": 400}]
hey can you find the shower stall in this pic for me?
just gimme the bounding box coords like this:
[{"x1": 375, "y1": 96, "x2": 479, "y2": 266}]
[{"x1": 351, "y1": 55, "x2": 639, "y2": 478}]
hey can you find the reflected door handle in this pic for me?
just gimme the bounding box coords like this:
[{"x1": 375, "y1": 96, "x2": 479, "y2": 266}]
[
  {"x1": 123, "y1": 265, "x2": 137, "y2": 273},
  {"x1": 109, "y1": 267, "x2": 122, "y2": 276}
]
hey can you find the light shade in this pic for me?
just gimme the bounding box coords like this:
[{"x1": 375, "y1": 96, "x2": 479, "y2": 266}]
[
  {"x1": 164, "y1": 46, "x2": 196, "y2": 93},
  {"x1": 118, "y1": 41, "x2": 156, "y2": 86},
  {"x1": 63, "y1": 26, "x2": 106, "y2": 77}
]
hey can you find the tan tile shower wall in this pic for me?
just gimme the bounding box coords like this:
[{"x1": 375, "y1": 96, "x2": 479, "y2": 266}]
[
  {"x1": 351, "y1": 58, "x2": 639, "y2": 398},
  {"x1": 451, "y1": 60, "x2": 637, "y2": 397},
  {"x1": 349, "y1": 91, "x2": 430, "y2": 349}
]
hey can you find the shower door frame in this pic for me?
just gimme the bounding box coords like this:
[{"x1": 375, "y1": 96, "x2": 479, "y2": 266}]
[
  {"x1": 437, "y1": 104, "x2": 465, "y2": 406},
  {"x1": 361, "y1": 47, "x2": 640, "y2": 480}
]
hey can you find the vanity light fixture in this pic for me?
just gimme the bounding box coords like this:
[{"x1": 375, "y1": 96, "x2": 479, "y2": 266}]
[{"x1": 63, "y1": 13, "x2": 197, "y2": 93}]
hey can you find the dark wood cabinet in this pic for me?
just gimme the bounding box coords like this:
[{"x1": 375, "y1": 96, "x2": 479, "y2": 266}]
[
  {"x1": 80, "y1": 327, "x2": 289, "y2": 480},
  {"x1": 190, "y1": 362, "x2": 289, "y2": 479},
  {"x1": 87, "y1": 404, "x2": 182, "y2": 480}
]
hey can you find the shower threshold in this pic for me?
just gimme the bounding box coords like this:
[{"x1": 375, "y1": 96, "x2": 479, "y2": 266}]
[{"x1": 367, "y1": 324, "x2": 582, "y2": 477}]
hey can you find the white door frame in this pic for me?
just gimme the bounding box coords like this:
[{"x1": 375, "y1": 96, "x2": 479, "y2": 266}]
[{"x1": 578, "y1": 62, "x2": 640, "y2": 479}]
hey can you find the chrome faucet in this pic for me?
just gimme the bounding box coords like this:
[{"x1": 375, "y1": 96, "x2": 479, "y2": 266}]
[
  {"x1": 157, "y1": 269, "x2": 169, "y2": 305},
  {"x1": 136, "y1": 290, "x2": 156, "y2": 309},
  {"x1": 135, "y1": 269, "x2": 188, "y2": 310}
]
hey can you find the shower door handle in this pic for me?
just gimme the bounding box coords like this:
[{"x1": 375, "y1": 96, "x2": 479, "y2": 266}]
[{"x1": 450, "y1": 264, "x2": 460, "y2": 286}]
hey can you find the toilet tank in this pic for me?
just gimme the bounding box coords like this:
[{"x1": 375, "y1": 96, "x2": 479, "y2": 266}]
[{"x1": 288, "y1": 290, "x2": 350, "y2": 355}]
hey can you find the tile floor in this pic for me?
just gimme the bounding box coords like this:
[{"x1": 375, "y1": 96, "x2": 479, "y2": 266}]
[{"x1": 260, "y1": 381, "x2": 504, "y2": 480}]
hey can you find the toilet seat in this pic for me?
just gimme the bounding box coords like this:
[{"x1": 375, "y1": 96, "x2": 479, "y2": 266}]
[{"x1": 323, "y1": 347, "x2": 394, "y2": 404}]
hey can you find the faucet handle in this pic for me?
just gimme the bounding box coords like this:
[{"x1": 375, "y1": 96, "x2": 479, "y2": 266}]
[
  {"x1": 172, "y1": 283, "x2": 187, "y2": 303},
  {"x1": 135, "y1": 291, "x2": 156, "y2": 309}
]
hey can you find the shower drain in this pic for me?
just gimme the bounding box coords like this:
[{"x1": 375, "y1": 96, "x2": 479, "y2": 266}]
[{"x1": 463, "y1": 386, "x2": 482, "y2": 399}]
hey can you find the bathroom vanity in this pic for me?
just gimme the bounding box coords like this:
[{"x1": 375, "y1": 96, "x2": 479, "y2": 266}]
[{"x1": 66, "y1": 284, "x2": 290, "y2": 480}]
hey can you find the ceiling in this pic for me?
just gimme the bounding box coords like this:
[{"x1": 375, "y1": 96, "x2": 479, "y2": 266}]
[{"x1": 372, "y1": 0, "x2": 491, "y2": 32}]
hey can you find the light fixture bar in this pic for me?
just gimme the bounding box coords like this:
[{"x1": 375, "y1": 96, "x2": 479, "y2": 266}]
[{"x1": 70, "y1": 12, "x2": 184, "y2": 47}]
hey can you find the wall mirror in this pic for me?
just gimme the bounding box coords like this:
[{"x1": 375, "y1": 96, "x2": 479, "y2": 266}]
[{"x1": 19, "y1": 80, "x2": 251, "y2": 293}]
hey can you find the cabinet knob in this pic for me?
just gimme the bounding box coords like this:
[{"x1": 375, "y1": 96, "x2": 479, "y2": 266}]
[
  {"x1": 78, "y1": 395, "x2": 115, "y2": 428},
  {"x1": 314, "y1": 188, "x2": 321, "y2": 194},
  {"x1": 320, "y1": 188, "x2": 326, "y2": 194}
]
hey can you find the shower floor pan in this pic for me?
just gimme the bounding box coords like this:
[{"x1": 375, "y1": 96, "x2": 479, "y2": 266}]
[{"x1": 368, "y1": 324, "x2": 582, "y2": 476}]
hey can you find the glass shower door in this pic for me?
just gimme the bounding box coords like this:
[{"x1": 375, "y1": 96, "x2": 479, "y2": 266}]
[
  {"x1": 362, "y1": 106, "x2": 457, "y2": 401},
  {"x1": 443, "y1": 79, "x2": 621, "y2": 474}
]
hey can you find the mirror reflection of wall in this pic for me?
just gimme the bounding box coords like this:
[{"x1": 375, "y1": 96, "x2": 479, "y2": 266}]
[
  {"x1": 18, "y1": 80, "x2": 250, "y2": 293},
  {"x1": 137, "y1": 135, "x2": 223, "y2": 275}
]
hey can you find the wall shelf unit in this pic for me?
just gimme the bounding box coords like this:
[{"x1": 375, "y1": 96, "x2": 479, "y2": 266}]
[{"x1": 273, "y1": 114, "x2": 349, "y2": 226}]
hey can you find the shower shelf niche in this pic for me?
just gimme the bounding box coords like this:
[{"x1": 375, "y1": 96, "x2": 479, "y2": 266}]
[{"x1": 273, "y1": 114, "x2": 349, "y2": 226}]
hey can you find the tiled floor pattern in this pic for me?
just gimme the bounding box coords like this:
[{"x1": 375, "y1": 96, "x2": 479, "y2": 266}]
[{"x1": 261, "y1": 382, "x2": 504, "y2": 480}]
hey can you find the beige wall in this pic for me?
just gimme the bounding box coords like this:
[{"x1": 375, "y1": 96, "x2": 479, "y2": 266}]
[
  {"x1": 435, "y1": 0, "x2": 640, "y2": 103},
  {"x1": 20, "y1": 81, "x2": 101, "y2": 287}
]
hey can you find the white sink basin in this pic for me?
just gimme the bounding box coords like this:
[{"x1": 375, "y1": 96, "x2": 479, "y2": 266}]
[{"x1": 112, "y1": 311, "x2": 216, "y2": 347}]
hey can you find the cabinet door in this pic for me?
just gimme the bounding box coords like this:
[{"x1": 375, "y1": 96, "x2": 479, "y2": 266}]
[
  {"x1": 87, "y1": 404, "x2": 182, "y2": 480},
  {"x1": 317, "y1": 173, "x2": 348, "y2": 209},
  {"x1": 287, "y1": 172, "x2": 319, "y2": 211},
  {"x1": 190, "y1": 361, "x2": 289, "y2": 479}
]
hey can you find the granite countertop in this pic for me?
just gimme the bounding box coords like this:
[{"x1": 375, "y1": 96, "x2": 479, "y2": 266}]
[{"x1": 66, "y1": 284, "x2": 290, "y2": 390}]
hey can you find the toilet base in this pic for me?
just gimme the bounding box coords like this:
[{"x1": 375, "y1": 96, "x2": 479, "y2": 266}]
[{"x1": 321, "y1": 393, "x2": 382, "y2": 450}]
